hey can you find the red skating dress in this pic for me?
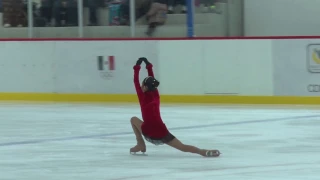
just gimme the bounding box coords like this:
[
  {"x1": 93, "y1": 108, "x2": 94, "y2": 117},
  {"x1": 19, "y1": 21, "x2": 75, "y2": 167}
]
[{"x1": 133, "y1": 64, "x2": 170, "y2": 139}]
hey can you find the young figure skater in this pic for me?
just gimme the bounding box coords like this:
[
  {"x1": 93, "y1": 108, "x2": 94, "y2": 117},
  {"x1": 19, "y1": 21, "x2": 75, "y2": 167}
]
[{"x1": 130, "y1": 57, "x2": 220, "y2": 157}]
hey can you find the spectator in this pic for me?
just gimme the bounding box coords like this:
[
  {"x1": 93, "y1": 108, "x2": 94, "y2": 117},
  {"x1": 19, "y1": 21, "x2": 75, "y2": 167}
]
[
  {"x1": 88, "y1": 0, "x2": 98, "y2": 26},
  {"x1": 145, "y1": 0, "x2": 167, "y2": 37},
  {"x1": 66, "y1": 0, "x2": 78, "y2": 26},
  {"x1": 108, "y1": 0, "x2": 129, "y2": 26},
  {"x1": 135, "y1": 0, "x2": 152, "y2": 20},
  {"x1": 119, "y1": 0, "x2": 130, "y2": 25},
  {"x1": 168, "y1": 0, "x2": 186, "y2": 14},
  {"x1": 53, "y1": 0, "x2": 78, "y2": 26},
  {"x1": 117, "y1": 0, "x2": 151, "y2": 25},
  {"x1": 53, "y1": 0, "x2": 67, "y2": 26},
  {"x1": 85, "y1": 0, "x2": 104, "y2": 26},
  {"x1": 2, "y1": 0, "x2": 26, "y2": 27},
  {"x1": 40, "y1": 0, "x2": 54, "y2": 26},
  {"x1": 22, "y1": 0, "x2": 48, "y2": 27},
  {"x1": 108, "y1": 0, "x2": 151, "y2": 26}
]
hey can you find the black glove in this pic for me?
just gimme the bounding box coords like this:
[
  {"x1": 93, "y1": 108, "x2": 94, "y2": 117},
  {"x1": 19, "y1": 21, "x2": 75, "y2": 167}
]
[
  {"x1": 139, "y1": 57, "x2": 151, "y2": 65},
  {"x1": 136, "y1": 58, "x2": 143, "y2": 66}
]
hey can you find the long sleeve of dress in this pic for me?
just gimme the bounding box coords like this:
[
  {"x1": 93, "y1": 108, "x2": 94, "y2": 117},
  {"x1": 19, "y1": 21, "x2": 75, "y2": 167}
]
[
  {"x1": 146, "y1": 64, "x2": 159, "y2": 98},
  {"x1": 133, "y1": 65, "x2": 143, "y2": 101}
]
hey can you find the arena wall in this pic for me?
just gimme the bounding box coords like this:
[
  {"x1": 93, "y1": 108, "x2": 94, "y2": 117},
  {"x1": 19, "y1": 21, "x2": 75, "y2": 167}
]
[{"x1": 0, "y1": 37, "x2": 319, "y2": 104}]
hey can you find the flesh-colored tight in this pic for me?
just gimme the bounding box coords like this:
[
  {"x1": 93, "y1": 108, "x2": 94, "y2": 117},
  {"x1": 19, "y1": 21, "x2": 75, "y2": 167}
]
[{"x1": 130, "y1": 116, "x2": 211, "y2": 157}]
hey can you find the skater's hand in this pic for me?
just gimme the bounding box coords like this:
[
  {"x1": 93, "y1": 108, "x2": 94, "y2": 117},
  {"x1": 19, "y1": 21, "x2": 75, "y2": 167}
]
[
  {"x1": 136, "y1": 58, "x2": 143, "y2": 66},
  {"x1": 139, "y1": 57, "x2": 151, "y2": 66}
]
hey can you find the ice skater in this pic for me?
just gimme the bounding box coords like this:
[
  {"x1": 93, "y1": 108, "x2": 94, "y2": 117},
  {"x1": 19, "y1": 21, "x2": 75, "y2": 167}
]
[{"x1": 130, "y1": 57, "x2": 220, "y2": 157}]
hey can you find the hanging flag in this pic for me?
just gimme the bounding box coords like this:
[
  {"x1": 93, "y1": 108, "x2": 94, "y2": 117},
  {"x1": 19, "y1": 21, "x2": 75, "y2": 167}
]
[
  {"x1": 108, "y1": 56, "x2": 115, "y2": 70},
  {"x1": 97, "y1": 56, "x2": 115, "y2": 71}
]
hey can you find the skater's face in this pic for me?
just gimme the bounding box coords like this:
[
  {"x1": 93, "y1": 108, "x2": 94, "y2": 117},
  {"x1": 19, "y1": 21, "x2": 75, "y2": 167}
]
[
  {"x1": 141, "y1": 84, "x2": 148, "y2": 92},
  {"x1": 141, "y1": 77, "x2": 149, "y2": 92}
]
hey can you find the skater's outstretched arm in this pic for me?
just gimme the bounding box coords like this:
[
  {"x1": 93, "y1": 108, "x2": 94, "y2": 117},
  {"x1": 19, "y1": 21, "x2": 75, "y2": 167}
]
[
  {"x1": 146, "y1": 63, "x2": 155, "y2": 78},
  {"x1": 142, "y1": 58, "x2": 160, "y2": 98},
  {"x1": 133, "y1": 59, "x2": 144, "y2": 101}
]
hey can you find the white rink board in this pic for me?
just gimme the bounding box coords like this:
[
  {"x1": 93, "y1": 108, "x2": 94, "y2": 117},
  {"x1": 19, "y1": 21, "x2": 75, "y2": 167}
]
[
  {"x1": 53, "y1": 41, "x2": 158, "y2": 94},
  {"x1": 1, "y1": 38, "x2": 320, "y2": 96},
  {"x1": 0, "y1": 41, "x2": 158, "y2": 94}
]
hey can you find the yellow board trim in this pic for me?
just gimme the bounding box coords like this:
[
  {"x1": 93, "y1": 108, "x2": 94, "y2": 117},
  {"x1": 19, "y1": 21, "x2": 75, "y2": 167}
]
[{"x1": 0, "y1": 93, "x2": 319, "y2": 105}]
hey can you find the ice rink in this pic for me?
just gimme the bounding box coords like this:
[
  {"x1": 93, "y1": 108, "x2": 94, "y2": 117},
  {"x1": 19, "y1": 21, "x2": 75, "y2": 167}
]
[{"x1": 0, "y1": 102, "x2": 320, "y2": 180}]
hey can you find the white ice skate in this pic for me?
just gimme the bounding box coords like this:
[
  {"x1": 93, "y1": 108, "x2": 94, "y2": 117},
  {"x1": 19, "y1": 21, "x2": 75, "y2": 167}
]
[
  {"x1": 205, "y1": 150, "x2": 221, "y2": 157},
  {"x1": 130, "y1": 145, "x2": 148, "y2": 156},
  {"x1": 130, "y1": 151, "x2": 148, "y2": 156}
]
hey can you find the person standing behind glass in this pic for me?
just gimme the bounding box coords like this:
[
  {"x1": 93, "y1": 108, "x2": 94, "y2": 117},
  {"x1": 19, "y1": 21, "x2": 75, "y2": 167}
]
[
  {"x1": 66, "y1": 0, "x2": 78, "y2": 26},
  {"x1": 86, "y1": 0, "x2": 104, "y2": 26},
  {"x1": 40, "y1": 0, "x2": 53, "y2": 26},
  {"x1": 53, "y1": 0, "x2": 67, "y2": 26},
  {"x1": 2, "y1": 0, "x2": 25, "y2": 27},
  {"x1": 53, "y1": 0, "x2": 78, "y2": 26}
]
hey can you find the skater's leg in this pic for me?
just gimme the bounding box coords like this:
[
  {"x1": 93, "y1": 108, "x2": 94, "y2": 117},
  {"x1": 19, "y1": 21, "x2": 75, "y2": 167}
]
[
  {"x1": 130, "y1": 116, "x2": 146, "y2": 152},
  {"x1": 166, "y1": 138, "x2": 219, "y2": 157},
  {"x1": 166, "y1": 138, "x2": 203, "y2": 155}
]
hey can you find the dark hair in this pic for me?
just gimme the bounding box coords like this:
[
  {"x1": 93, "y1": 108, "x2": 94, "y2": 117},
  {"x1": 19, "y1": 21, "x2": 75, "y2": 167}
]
[{"x1": 143, "y1": 76, "x2": 160, "y2": 91}]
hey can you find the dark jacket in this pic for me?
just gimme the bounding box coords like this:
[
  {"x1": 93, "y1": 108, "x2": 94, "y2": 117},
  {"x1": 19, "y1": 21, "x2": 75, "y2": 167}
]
[{"x1": 41, "y1": 0, "x2": 54, "y2": 7}]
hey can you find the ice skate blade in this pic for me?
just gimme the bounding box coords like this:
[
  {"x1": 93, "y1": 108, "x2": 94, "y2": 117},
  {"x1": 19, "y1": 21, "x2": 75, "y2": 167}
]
[
  {"x1": 130, "y1": 152, "x2": 148, "y2": 156},
  {"x1": 205, "y1": 150, "x2": 221, "y2": 157}
]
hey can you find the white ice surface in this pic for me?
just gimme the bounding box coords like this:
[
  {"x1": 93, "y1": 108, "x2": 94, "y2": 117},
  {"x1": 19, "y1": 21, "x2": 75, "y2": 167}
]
[{"x1": 0, "y1": 103, "x2": 320, "y2": 180}]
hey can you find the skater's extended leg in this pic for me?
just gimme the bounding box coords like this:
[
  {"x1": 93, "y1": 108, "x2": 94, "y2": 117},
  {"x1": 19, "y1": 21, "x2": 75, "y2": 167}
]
[
  {"x1": 166, "y1": 138, "x2": 202, "y2": 154},
  {"x1": 130, "y1": 116, "x2": 146, "y2": 153},
  {"x1": 166, "y1": 138, "x2": 219, "y2": 157}
]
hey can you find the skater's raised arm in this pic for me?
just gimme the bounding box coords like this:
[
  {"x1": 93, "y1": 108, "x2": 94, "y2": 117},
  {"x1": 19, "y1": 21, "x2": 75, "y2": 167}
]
[
  {"x1": 145, "y1": 61, "x2": 155, "y2": 78},
  {"x1": 133, "y1": 59, "x2": 144, "y2": 99},
  {"x1": 140, "y1": 58, "x2": 159, "y2": 98}
]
